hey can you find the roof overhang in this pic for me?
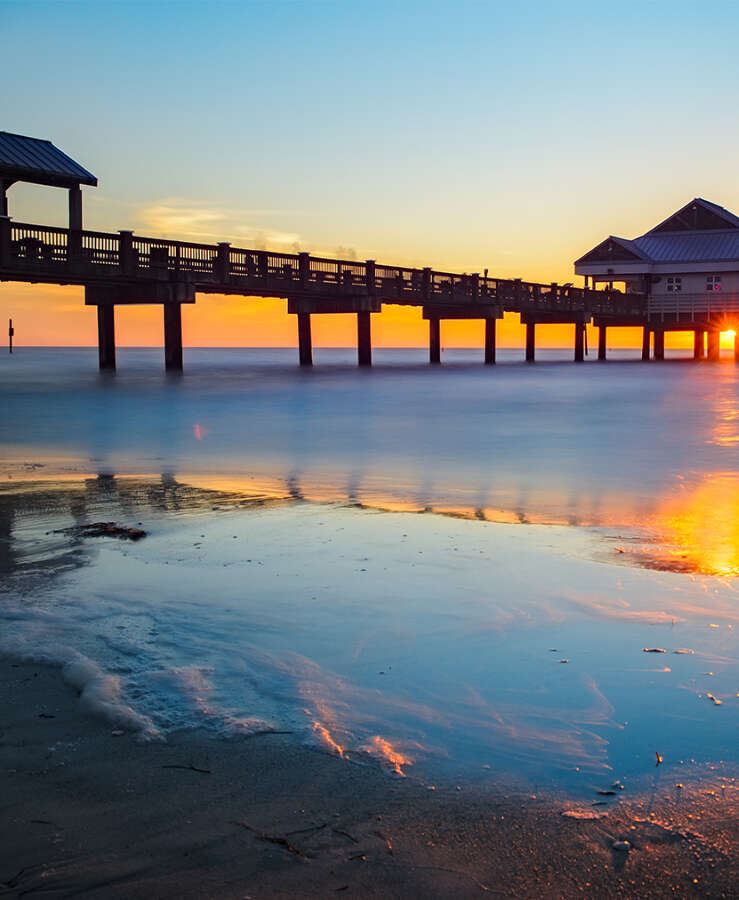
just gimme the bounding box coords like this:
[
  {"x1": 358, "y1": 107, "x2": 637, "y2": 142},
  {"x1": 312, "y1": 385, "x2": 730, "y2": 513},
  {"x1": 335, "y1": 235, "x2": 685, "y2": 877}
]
[
  {"x1": 0, "y1": 132, "x2": 98, "y2": 190},
  {"x1": 0, "y1": 166, "x2": 97, "y2": 189}
]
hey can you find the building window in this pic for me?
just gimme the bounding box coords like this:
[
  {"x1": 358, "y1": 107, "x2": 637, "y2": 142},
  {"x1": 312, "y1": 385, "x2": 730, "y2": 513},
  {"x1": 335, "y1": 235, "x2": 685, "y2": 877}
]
[
  {"x1": 706, "y1": 275, "x2": 722, "y2": 291},
  {"x1": 667, "y1": 277, "x2": 682, "y2": 292}
]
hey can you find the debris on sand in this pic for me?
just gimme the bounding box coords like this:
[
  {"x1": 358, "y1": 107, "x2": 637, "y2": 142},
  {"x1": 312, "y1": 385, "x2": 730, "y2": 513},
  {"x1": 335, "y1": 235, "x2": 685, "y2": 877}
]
[
  {"x1": 673, "y1": 648, "x2": 695, "y2": 655},
  {"x1": 706, "y1": 693, "x2": 722, "y2": 706},
  {"x1": 612, "y1": 840, "x2": 631, "y2": 851},
  {"x1": 643, "y1": 648, "x2": 666, "y2": 653},
  {"x1": 52, "y1": 522, "x2": 147, "y2": 541},
  {"x1": 561, "y1": 809, "x2": 606, "y2": 820},
  {"x1": 558, "y1": 659, "x2": 570, "y2": 664},
  {"x1": 655, "y1": 752, "x2": 663, "y2": 766}
]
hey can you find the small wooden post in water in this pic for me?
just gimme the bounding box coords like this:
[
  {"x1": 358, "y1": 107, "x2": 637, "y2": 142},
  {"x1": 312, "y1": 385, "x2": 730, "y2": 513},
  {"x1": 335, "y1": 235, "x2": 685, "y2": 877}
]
[{"x1": 8, "y1": 318, "x2": 13, "y2": 353}]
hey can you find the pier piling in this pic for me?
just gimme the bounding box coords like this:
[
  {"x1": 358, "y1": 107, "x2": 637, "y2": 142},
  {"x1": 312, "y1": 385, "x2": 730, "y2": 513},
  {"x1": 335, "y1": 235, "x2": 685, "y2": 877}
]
[
  {"x1": 597, "y1": 326, "x2": 607, "y2": 360},
  {"x1": 163, "y1": 303, "x2": 183, "y2": 372},
  {"x1": 574, "y1": 321, "x2": 585, "y2": 362},
  {"x1": 707, "y1": 331, "x2": 720, "y2": 361},
  {"x1": 693, "y1": 329, "x2": 705, "y2": 359},
  {"x1": 429, "y1": 317, "x2": 441, "y2": 364},
  {"x1": 641, "y1": 327, "x2": 650, "y2": 361},
  {"x1": 653, "y1": 329, "x2": 665, "y2": 361},
  {"x1": 97, "y1": 305, "x2": 116, "y2": 371},
  {"x1": 298, "y1": 312, "x2": 313, "y2": 366},
  {"x1": 525, "y1": 322, "x2": 535, "y2": 362},
  {"x1": 484, "y1": 318, "x2": 496, "y2": 365},
  {"x1": 357, "y1": 311, "x2": 372, "y2": 367}
]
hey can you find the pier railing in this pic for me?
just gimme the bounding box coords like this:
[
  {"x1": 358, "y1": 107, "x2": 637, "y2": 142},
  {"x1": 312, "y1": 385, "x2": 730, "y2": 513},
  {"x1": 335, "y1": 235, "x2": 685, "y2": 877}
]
[
  {"x1": 648, "y1": 292, "x2": 739, "y2": 320},
  {"x1": 1, "y1": 219, "x2": 644, "y2": 315}
]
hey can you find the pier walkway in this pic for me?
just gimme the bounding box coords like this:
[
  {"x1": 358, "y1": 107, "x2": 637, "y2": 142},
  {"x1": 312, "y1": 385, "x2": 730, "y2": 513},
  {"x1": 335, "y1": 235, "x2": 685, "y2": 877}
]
[{"x1": 0, "y1": 218, "x2": 647, "y2": 371}]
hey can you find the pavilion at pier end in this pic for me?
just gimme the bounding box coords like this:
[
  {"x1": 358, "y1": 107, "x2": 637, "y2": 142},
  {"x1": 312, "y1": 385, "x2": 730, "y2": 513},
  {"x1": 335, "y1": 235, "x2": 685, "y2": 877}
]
[{"x1": 575, "y1": 197, "x2": 739, "y2": 361}]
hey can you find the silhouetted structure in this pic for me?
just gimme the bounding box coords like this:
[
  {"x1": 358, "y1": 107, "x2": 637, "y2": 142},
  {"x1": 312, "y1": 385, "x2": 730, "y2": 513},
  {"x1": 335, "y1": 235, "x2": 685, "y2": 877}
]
[
  {"x1": 577, "y1": 198, "x2": 739, "y2": 362},
  {"x1": 7, "y1": 129, "x2": 713, "y2": 373}
]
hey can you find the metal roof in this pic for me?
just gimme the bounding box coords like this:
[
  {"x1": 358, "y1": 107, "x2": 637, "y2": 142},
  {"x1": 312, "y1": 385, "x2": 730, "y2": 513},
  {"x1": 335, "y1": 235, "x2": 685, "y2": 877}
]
[
  {"x1": 575, "y1": 198, "x2": 739, "y2": 267},
  {"x1": 632, "y1": 230, "x2": 739, "y2": 263},
  {"x1": 0, "y1": 131, "x2": 97, "y2": 189}
]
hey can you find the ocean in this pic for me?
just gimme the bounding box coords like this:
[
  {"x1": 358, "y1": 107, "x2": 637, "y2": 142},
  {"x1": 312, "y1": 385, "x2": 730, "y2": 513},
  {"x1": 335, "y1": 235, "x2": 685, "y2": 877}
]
[{"x1": 0, "y1": 347, "x2": 737, "y2": 794}]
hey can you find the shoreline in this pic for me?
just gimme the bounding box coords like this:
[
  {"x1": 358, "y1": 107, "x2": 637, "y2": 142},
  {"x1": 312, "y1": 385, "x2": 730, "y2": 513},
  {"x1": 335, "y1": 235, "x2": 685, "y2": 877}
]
[{"x1": 1, "y1": 656, "x2": 736, "y2": 898}]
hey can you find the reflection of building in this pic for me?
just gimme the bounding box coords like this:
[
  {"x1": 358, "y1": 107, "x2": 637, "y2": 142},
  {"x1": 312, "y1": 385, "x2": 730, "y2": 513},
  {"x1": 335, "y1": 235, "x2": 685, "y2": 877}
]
[{"x1": 575, "y1": 198, "x2": 739, "y2": 359}]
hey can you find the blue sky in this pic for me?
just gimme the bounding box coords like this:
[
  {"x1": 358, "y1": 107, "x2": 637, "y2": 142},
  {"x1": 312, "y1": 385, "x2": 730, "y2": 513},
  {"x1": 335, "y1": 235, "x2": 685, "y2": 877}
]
[{"x1": 4, "y1": 0, "x2": 739, "y2": 276}]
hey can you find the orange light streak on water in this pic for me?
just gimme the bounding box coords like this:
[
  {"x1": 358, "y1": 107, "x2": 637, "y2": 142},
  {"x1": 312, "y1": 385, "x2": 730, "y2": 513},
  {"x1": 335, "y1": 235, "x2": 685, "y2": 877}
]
[{"x1": 362, "y1": 736, "x2": 414, "y2": 776}]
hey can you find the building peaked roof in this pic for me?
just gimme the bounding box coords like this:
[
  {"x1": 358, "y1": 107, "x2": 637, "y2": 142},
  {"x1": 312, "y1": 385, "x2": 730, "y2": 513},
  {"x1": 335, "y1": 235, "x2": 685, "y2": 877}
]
[
  {"x1": 0, "y1": 131, "x2": 97, "y2": 189},
  {"x1": 575, "y1": 198, "x2": 739, "y2": 268},
  {"x1": 645, "y1": 197, "x2": 739, "y2": 234}
]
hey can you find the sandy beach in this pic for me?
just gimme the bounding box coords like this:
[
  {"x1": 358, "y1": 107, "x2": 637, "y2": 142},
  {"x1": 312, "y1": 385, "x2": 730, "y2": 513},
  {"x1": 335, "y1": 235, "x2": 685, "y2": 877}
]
[
  {"x1": 0, "y1": 352, "x2": 738, "y2": 897},
  {"x1": 2, "y1": 654, "x2": 737, "y2": 899},
  {"x1": 1, "y1": 469, "x2": 737, "y2": 898}
]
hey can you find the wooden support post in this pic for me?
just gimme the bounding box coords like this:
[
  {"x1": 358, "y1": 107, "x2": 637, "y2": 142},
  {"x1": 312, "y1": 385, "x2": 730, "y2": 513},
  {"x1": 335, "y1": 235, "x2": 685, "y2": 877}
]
[
  {"x1": 735, "y1": 331, "x2": 739, "y2": 363},
  {"x1": 598, "y1": 325, "x2": 607, "y2": 361},
  {"x1": 641, "y1": 327, "x2": 650, "y2": 361},
  {"x1": 0, "y1": 181, "x2": 7, "y2": 218},
  {"x1": 216, "y1": 242, "x2": 231, "y2": 281},
  {"x1": 429, "y1": 316, "x2": 441, "y2": 364},
  {"x1": 0, "y1": 215, "x2": 10, "y2": 267},
  {"x1": 484, "y1": 318, "x2": 496, "y2": 365},
  {"x1": 298, "y1": 312, "x2": 312, "y2": 367},
  {"x1": 68, "y1": 185, "x2": 83, "y2": 259},
  {"x1": 525, "y1": 322, "x2": 535, "y2": 362},
  {"x1": 654, "y1": 329, "x2": 665, "y2": 361},
  {"x1": 357, "y1": 311, "x2": 372, "y2": 367},
  {"x1": 97, "y1": 305, "x2": 116, "y2": 371},
  {"x1": 707, "y1": 330, "x2": 720, "y2": 361},
  {"x1": 574, "y1": 321, "x2": 585, "y2": 362},
  {"x1": 693, "y1": 329, "x2": 704, "y2": 360},
  {"x1": 163, "y1": 303, "x2": 183, "y2": 372},
  {"x1": 8, "y1": 318, "x2": 13, "y2": 354}
]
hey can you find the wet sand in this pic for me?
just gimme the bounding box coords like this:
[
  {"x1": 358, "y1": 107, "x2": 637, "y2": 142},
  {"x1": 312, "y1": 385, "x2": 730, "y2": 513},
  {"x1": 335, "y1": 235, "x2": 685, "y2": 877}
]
[{"x1": 1, "y1": 657, "x2": 737, "y2": 899}]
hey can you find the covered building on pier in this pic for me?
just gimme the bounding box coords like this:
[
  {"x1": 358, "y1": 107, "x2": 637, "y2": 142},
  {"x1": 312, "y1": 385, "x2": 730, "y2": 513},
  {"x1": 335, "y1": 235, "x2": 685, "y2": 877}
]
[{"x1": 575, "y1": 198, "x2": 739, "y2": 359}]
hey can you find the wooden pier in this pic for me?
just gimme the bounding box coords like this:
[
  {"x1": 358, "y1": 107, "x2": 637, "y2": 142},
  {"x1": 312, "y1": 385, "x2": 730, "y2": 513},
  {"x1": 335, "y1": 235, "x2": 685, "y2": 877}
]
[
  {"x1": 2, "y1": 131, "x2": 738, "y2": 372},
  {"x1": 0, "y1": 218, "x2": 652, "y2": 372}
]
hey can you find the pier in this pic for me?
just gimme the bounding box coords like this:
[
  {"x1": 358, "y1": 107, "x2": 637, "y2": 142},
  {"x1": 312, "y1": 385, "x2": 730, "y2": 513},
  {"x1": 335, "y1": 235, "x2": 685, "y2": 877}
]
[{"x1": 3, "y1": 132, "x2": 739, "y2": 372}]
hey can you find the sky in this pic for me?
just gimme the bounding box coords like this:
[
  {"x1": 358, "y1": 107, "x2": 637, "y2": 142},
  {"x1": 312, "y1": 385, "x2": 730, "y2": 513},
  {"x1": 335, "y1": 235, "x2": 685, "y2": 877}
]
[{"x1": 3, "y1": 0, "x2": 739, "y2": 348}]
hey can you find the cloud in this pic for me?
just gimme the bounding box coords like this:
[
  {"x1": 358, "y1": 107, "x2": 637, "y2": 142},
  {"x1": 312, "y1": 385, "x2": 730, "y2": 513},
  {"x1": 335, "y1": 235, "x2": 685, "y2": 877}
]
[{"x1": 134, "y1": 200, "x2": 303, "y2": 251}]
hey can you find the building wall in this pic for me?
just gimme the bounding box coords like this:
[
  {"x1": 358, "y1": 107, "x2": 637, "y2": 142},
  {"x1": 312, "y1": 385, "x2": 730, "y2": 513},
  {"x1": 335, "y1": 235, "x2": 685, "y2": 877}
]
[{"x1": 651, "y1": 270, "x2": 739, "y2": 296}]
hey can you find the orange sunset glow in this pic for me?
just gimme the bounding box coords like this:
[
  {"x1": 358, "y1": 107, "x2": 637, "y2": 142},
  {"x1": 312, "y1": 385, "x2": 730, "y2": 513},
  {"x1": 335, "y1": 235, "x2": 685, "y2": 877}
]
[{"x1": 4, "y1": 281, "x2": 735, "y2": 351}]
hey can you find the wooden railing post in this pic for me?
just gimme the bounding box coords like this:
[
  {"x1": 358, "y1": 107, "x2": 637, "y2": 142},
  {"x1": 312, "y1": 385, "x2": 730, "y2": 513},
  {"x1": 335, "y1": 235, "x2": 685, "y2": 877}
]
[
  {"x1": 0, "y1": 217, "x2": 10, "y2": 267},
  {"x1": 365, "y1": 260, "x2": 376, "y2": 296},
  {"x1": 258, "y1": 251, "x2": 269, "y2": 278},
  {"x1": 470, "y1": 273, "x2": 479, "y2": 298},
  {"x1": 422, "y1": 267, "x2": 431, "y2": 301},
  {"x1": 299, "y1": 252, "x2": 310, "y2": 288},
  {"x1": 216, "y1": 242, "x2": 230, "y2": 281},
  {"x1": 119, "y1": 230, "x2": 135, "y2": 275}
]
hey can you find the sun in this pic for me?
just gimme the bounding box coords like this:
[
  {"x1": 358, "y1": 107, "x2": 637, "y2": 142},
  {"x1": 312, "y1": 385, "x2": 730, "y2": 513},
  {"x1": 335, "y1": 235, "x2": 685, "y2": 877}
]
[{"x1": 726, "y1": 330, "x2": 737, "y2": 338}]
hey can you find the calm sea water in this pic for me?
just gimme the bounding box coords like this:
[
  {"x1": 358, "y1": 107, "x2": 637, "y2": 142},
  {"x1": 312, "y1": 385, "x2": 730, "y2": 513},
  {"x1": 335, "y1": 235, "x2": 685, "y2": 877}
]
[{"x1": 0, "y1": 348, "x2": 737, "y2": 794}]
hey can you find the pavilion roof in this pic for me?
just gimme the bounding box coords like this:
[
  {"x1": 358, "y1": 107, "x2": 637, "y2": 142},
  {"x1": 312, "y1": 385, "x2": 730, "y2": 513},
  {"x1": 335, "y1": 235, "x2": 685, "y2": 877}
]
[
  {"x1": 0, "y1": 131, "x2": 97, "y2": 189},
  {"x1": 575, "y1": 199, "x2": 739, "y2": 267}
]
